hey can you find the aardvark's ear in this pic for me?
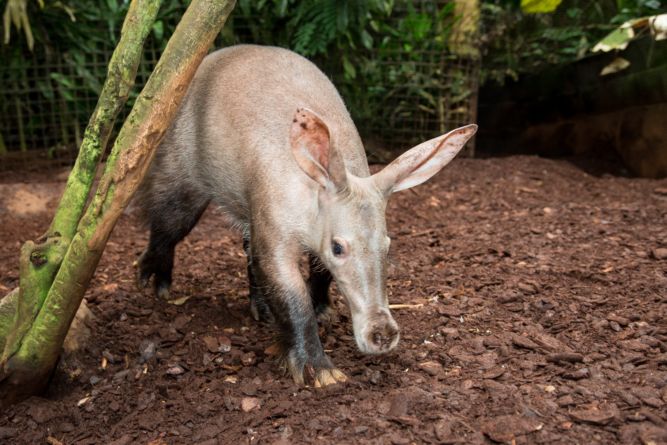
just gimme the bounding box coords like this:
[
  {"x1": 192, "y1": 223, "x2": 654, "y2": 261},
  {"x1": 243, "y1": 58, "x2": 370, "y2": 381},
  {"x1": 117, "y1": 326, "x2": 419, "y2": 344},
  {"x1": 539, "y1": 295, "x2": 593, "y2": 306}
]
[
  {"x1": 290, "y1": 108, "x2": 347, "y2": 191},
  {"x1": 372, "y1": 125, "x2": 477, "y2": 194}
]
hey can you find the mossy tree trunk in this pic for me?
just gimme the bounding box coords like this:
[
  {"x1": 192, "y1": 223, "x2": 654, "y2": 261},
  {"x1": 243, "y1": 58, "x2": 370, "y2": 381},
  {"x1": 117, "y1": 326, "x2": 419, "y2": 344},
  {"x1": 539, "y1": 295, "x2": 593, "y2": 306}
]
[{"x1": 0, "y1": 0, "x2": 235, "y2": 410}]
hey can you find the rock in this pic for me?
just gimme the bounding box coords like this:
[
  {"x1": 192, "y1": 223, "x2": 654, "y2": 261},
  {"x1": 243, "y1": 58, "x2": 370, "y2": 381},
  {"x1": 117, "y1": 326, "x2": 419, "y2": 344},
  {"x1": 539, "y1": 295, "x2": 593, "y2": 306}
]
[
  {"x1": 29, "y1": 404, "x2": 55, "y2": 424},
  {"x1": 418, "y1": 361, "x2": 443, "y2": 376},
  {"x1": 109, "y1": 401, "x2": 120, "y2": 412},
  {"x1": 241, "y1": 397, "x2": 260, "y2": 412},
  {"x1": 241, "y1": 351, "x2": 257, "y2": 366},
  {"x1": 63, "y1": 300, "x2": 95, "y2": 354},
  {"x1": 0, "y1": 427, "x2": 18, "y2": 439},
  {"x1": 652, "y1": 248, "x2": 667, "y2": 260},
  {"x1": 307, "y1": 419, "x2": 322, "y2": 430},
  {"x1": 218, "y1": 337, "x2": 232, "y2": 353},
  {"x1": 570, "y1": 409, "x2": 615, "y2": 425},
  {"x1": 139, "y1": 340, "x2": 156, "y2": 363},
  {"x1": 166, "y1": 364, "x2": 185, "y2": 375},
  {"x1": 203, "y1": 336, "x2": 220, "y2": 353},
  {"x1": 434, "y1": 419, "x2": 453, "y2": 442},
  {"x1": 241, "y1": 383, "x2": 258, "y2": 397},
  {"x1": 90, "y1": 376, "x2": 101, "y2": 385},
  {"x1": 480, "y1": 415, "x2": 543, "y2": 442}
]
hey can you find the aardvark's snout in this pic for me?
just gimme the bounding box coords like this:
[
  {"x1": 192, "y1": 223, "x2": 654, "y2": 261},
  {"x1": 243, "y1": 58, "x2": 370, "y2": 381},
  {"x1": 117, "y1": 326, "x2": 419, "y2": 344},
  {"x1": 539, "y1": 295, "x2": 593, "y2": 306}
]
[{"x1": 354, "y1": 308, "x2": 400, "y2": 354}]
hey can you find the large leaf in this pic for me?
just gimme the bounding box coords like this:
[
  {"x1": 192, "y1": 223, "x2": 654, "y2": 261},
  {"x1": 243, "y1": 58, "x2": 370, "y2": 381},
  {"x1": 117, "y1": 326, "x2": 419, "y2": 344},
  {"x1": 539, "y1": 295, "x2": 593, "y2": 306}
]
[{"x1": 520, "y1": 0, "x2": 563, "y2": 14}]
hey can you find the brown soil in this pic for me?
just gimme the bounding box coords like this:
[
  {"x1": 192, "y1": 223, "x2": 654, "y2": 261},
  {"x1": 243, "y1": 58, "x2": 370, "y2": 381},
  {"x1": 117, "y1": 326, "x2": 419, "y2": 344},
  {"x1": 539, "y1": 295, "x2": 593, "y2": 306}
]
[{"x1": 1, "y1": 155, "x2": 667, "y2": 445}]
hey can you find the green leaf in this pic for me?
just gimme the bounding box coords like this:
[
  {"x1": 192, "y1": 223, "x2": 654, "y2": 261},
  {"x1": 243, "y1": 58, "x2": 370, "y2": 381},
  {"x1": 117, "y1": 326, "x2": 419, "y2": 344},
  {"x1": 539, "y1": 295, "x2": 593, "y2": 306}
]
[
  {"x1": 342, "y1": 54, "x2": 356, "y2": 79},
  {"x1": 360, "y1": 29, "x2": 373, "y2": 49},
  {"x1": 153, "y1": 20, "x2": 164, "y2": 40},
  {"x1": 50, "y1": 72, "x2": 73, "y2": 88},
  {"x1": 520, "y1": 0, "x2": 563, "y2": 13},
  {"x1": 591, "y1": 23, "x2": 634, "y2": 52}
]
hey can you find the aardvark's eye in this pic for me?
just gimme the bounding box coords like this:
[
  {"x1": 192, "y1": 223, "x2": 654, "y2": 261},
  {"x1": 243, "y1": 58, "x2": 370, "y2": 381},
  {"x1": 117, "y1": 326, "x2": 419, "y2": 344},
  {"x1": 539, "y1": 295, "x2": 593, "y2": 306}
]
[{"x1": 333, "y1": 242, "x2": 344, "y2": 256}]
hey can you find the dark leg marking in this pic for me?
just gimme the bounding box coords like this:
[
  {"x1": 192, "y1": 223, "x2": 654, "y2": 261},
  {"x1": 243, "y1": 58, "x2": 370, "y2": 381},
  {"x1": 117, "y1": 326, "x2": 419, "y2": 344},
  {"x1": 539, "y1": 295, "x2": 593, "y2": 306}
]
[
  {"x1": 307, "y1": 253, "x2": 334, "y2": 318},
  {"x1": 137, "y1": 191, "x2": 209, "y2": 299},
  {"x1": 244, "y1": 238, "x2": 271, "y2": 321}
]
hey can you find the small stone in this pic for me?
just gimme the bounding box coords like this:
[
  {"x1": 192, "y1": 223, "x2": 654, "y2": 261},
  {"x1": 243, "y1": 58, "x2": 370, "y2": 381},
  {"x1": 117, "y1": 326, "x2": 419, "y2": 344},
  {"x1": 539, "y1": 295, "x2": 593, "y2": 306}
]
[
  {"x1": 166, "y1": 364, "x2": 185, "y2": 375},
  {"x1": 241, "y1": 351, "x2": 257, "y2": 367},
  {"x1": 139, "y1": 340, "x2": 156, "y2": 363},
  {"x1": 434, "y1": 420, "x2": 453, "y2": 442},
  {"x1": 218, "y1": 337, "x2": 232, "y2": 353},
  {"x1": 109, "y1": 401, "x2": 120, "y2": 412},
  {"x1": 119, "y1": 313, "x2": 128, "y2": 322},
  {"x1": 59, "y1": 423, "x2": 74, "y2": 433},
  {"x1": 242, "y1": 383, "x2": 258, "y2": 396},
  {"x1": 652, "y1": 248, "x2": 667, "y2": 260},
  {"x1": 29, "y1": 404, "x2": 55, "y2": 424},
  {"x1": 307, "y1": 419, "x2": 322, "y2": 430},
  {"x1": 241, "y1": 397, "x2": 260, "y2": 412},
  {"x1": 90, "y1": 376, "x2": 101, "y2": 385},
  {"x1": 0, "y1": 427, "x2": 18, "y2": 439},
  {"x1": 355, "y1": 426, "x2": 369, "y2": 434},
  {"x1": 333, "y1": 426, "x2": 344, "y2": 439},
  {"x1": 364, "y1": 367, "x2": 382, "y2": 384}
]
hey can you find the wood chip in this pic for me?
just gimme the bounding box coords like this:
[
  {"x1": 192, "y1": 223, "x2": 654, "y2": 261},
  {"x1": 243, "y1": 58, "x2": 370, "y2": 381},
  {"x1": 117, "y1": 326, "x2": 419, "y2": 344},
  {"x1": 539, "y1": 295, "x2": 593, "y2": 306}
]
[
  {"x1": 546, "y1": 353, "x2": 584, "y2": 363},
  {"x1": 512, "y1": 335, "x2": 538, "y2": 350},
  {"x1": 167, "y1": 296, "x2": 190, "y2": 305},
  {"x1": 570, "y1": 409, "x2": 615, "y2": 425},
  {"x1": 418, "y1": 361, "x2": 443, "y2": 376},
  {"x1": 389, "y1": 303, "x2": 423, "y2": 310},
  {"x1": 480, "y1": 415, "x2": 543, "y2": 442}
]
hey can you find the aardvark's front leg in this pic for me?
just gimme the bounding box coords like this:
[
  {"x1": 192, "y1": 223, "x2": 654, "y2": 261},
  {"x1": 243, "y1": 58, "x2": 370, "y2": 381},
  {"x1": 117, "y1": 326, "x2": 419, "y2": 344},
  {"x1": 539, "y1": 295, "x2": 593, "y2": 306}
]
[{"x1": 251, "y1": 241, "x2": 346, "y2": 386}]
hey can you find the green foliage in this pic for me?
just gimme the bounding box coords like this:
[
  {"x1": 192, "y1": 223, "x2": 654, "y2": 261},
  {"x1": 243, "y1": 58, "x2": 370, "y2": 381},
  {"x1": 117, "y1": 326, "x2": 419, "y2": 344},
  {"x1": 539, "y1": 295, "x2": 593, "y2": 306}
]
[{"x1": 479, "y1": 0, "x2": 667, "y2": 84}]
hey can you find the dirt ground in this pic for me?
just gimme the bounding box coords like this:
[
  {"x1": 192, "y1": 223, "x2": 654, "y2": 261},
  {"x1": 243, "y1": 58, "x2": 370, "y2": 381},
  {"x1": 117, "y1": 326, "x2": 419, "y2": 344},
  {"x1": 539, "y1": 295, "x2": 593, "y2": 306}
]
[{"x1": 1, "y1": 154, "x2": 667, "y2": 445}]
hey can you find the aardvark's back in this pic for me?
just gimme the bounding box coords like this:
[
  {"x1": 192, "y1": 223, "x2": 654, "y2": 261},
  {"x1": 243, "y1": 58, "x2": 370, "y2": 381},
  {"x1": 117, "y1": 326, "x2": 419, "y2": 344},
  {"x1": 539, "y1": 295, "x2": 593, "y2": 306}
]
[{"x1": 140, "y1": 44, "x2": 370, "y2": 225}]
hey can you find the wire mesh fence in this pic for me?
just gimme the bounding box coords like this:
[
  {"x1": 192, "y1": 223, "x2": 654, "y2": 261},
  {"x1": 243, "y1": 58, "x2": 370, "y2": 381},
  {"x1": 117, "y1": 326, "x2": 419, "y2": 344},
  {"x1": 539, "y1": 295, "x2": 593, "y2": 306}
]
[{"x1": 0, "y1": 0, "x2": 480, "y2": 171}]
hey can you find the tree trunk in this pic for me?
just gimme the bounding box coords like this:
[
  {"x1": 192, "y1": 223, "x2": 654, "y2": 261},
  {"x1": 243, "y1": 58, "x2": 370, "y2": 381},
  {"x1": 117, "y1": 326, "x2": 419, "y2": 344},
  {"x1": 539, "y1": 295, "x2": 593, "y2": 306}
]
[{"x1": 0, "y1": 0, "x2": 235, "y2": 409}]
